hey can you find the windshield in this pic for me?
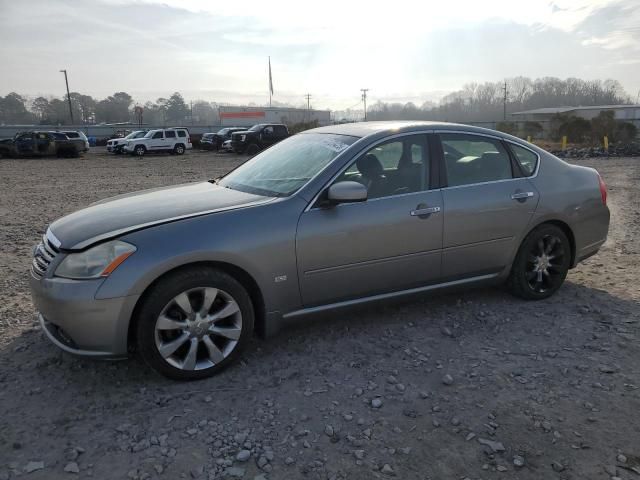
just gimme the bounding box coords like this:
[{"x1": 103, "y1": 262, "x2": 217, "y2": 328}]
[
  {"x1": 218, "y1": 133, "x2": 357, "y2": 197},
  {"x1": 217, "y1": 129, "x2": 229, "y2": 135},
  {"x1": 143, "y1": 130, "x2": 157, "y2": 138},
  {"x1": 247, "y1": 125, "x2": 262, "y2": 132},
  {"x1": 125, "y1": 131, "x2": 141, "y2": 139}
]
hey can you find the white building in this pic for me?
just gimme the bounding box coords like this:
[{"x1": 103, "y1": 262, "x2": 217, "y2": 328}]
[{"x1": 218, "y1": 106, "x2": 331, "y2": 127}]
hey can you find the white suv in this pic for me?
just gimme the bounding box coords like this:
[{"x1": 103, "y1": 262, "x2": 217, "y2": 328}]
[{"x1": 124, "y1": 128, "x2": 192, "y2": 156}]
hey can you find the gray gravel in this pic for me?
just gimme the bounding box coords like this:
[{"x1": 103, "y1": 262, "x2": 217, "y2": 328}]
[{"x1": 1, "y1": 149, "x2": 639, "y2": 479}]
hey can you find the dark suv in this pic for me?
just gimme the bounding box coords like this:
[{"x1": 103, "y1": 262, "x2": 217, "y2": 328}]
[
  {"x1": 0, "y1": 131, "x2": 79, "y2": 158},
  {"x1": 231, "y1": 124, "x2": 289, "y2": 155},
  {"x1": 201, "y1": 127, "x2": 246, "y2": 151}
]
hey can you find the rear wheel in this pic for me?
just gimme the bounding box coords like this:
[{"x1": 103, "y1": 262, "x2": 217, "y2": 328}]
[
  {"x1": 246, "y1": 144, "x2": 259, "y2": 156},
  {"x1": 134, "y1": 145, "x2": 146, "y2": 156},
  {"x1": 174, "y1": 144, "x2": 185, "y2": 155},
  {"x1": 508, "y1": 224, "x2": 570, "y2": 300},
  {"x1": 136, "y1": 267, "x2": 254, "y2": 380}
]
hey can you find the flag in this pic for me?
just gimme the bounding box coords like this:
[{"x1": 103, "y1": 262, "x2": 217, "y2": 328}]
[{"x1": 268, "y1": 56, "x2": 274, "y2": 95}]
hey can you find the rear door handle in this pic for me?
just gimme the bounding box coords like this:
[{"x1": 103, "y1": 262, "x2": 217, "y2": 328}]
[
  {"x1": 511, "y1": 192, "x2": 534, "y2": 200},
  {"x1": 410, "y1": 206, "x2": 441, "y2": 216}
]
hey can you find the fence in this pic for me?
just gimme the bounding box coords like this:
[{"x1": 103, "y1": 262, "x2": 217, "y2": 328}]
[{"x1": 0, "y1": 124, "x2": 224, "y2": 141}]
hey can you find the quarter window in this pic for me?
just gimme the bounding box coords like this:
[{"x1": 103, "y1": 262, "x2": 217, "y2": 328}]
[
  {"x1": 440, "y1": 134, "x2": 512, "y2": 187},
  {"x1": 334, "y1": 135, "x2": 430, "y2": 199},
  {"x1": 509, "y1": 144, "x2": 538, "y2": 176},
  {"x1": 177, "y1": 130, "x2": 187, "y2": 138}
]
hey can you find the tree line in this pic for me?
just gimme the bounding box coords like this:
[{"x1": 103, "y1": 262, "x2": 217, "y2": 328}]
[
  {"x1": 0, "y1": 91, "x2": 221, "y2": 126},
  {"x1": 0, "y1": 76, "x2": 634, "y2": 126},
  {"x1": 367, "y1": 77, "x2": 631, "y2": 122}
]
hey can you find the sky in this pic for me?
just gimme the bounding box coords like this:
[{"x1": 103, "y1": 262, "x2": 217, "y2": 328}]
[{"x1": 0, "y1": 0, "x2": 639, "y2": 110}]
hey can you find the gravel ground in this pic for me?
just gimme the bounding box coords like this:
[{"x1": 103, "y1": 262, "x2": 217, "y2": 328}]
[{"x1": 0, "y1": 148, "x2": 639, "y2": 480}]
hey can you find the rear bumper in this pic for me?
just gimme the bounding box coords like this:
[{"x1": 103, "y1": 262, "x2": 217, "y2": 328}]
[{"x1": 29, "y1": 272, "x2": 139, "y2": 358}]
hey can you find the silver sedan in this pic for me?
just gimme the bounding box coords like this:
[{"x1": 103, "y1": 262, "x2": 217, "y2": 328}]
[{"x1": 29, "y1": 122, "x2": 610, "y2": 380}]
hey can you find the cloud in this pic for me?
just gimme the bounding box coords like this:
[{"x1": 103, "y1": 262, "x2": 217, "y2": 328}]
[{"x1": 0, "y1": 0, "x2": 638, "y2": 108}]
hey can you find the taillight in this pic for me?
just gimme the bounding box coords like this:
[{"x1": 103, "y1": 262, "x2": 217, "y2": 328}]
[
  {"x1": 598, "y1": 174, "x2": 607, "y2": 205},
  {"x1": 188, "y1": 137, "x2": 191, "y2": 144}
]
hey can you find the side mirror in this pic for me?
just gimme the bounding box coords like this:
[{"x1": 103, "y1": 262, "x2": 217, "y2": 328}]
[{"x1": 327, "y1": 181, "x2": 367, "y2": 204}]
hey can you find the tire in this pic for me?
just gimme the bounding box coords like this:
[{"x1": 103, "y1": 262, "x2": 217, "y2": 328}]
[
  {"x1": 136, "y1": 267, "x2": 254, "y2": 380},
  {"x1": 134, "y1": 145, "x2": 146, "y2": 157},
  {"x1": 246, "y1": 144, "x2": 259, "y2": 156},
  {"x1": 507, "y1": 224, "x2": 571, "y2": 300},
  {"x1": 174, "y1": 144, "x2": 185, "y2": 155}
]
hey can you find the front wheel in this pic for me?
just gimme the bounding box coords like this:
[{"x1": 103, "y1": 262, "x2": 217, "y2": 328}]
[
  {"x1": 136, "y1": 268, "x2": 254, "y2": 380},
  {"x1": 134, "y1": 145, "x2": 146, "y2": 156},
  {"x1": 507, "y1": 224, "x2": 571, "y2": 300},
  {"x1": 246, "y1": 144, "x2": 259, "y2": 156}
]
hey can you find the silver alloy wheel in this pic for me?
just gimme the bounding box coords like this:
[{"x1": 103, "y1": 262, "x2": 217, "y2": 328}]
[
  {"x1": 176, "y1": 145, "x2": 185, "y2": 154},
  {"x1": 135, "y1": 146, "x2": 145, "y2": 156},
  {"x1": 154, "y1": 287, "x2": 242, "y2": 371}
]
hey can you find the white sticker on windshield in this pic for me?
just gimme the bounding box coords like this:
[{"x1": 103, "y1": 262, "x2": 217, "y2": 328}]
[{"x1": 319, "y1": 138, "x2": 350, "y2": 153}]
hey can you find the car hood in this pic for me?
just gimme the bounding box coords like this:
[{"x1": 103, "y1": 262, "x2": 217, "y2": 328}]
[{"x1": 49, "y1": 182, "x2": 273, "y2": 250}]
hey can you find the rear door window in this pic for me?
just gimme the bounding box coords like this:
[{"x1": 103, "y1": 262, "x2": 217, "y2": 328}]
[
  {"x1": 165, "y1": 130, "x2": 176, "y2": 138},
  {"x1": 440, "y1": 133, "x2": 513, "y2": 187}
]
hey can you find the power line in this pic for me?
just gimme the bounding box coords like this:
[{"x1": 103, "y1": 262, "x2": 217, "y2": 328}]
[
  {"x1": 502, "y1": 81, "x2": 508, "y2": 121},
  {"x1": 360, "y1": 88, "x2": 369, "y2": 121},
  {"x1": 60, "y1": 69, "x2": 74, "y2": 124},
  {"x1": 304, "y1": 93, "x2": 312, "y2": 122}
]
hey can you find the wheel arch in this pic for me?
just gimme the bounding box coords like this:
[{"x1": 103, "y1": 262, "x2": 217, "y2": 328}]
[
  {"x1": 127, "y1": 260, "x2": 267, "y2": 352},
  {"x1": 524, "y1": 219, "x2": 577, "y2": 267}
]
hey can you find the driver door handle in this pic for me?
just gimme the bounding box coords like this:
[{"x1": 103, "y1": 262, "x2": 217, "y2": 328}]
[
  {"x1": 410, "y1": 206, "x2": 441, "y2": 216},
  {"x1": 511, "y1": 191, "x2": 534, "y2": 200}
]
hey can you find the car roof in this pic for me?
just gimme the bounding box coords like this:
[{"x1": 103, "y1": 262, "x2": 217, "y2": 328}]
[{"x1": 303, "y1": 121, "x2": 516, "y2": 140}]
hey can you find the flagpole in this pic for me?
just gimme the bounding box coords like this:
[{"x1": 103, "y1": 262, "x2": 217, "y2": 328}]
[{"x1": 268, "y1": 56, "x2": 272, "y2": 107}]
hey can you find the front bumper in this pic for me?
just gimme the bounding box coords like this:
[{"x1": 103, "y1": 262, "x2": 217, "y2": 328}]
[
  {"x1": 231, "y1": 141, "x2": 246, "y2": 153},
  {"x1": 29, "y1": 272, "x2": 139, "y2": 358}
]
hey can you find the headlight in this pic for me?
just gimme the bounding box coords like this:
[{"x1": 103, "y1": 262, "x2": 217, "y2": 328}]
[
  {"x1": 55, "y1": 240, "x2": 136, "y2": 279},
  {"x1": 240, "y1": 135, "x2": 246, "y2": 142}
]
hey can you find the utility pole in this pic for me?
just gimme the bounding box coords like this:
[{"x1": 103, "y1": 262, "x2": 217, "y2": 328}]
[
  {"x1": 304, "y1": 94, "x2": 312, "y2": 122},
  {"x1": 360, "y1": 88, "x2": 369, "y2": 121},
  {"x1": 190, "y1": 101, "x2": 194, "y2": 125},
  {"x1": 502, "y1": 81, "x2": 508, "y2": 121},
  {"x1": 60, "y1": 69, "x2": 74, "y2": 124}
]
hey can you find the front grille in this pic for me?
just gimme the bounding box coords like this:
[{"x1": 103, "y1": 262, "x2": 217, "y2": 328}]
[{"x1": 32, "y1": 234, "x2": 59, "y2": 277}]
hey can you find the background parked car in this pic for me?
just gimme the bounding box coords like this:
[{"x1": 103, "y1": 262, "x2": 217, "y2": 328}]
[
  {"x1": 220, "y1": 139, "x2": 233, "y2": 152},
  {"x1": 107, "y1": 130, "x2": 148, "y2": 154},
  {"x1": 123, "y1": 128, "x2": 192, "y2": 156},
  {"x1": 231, "y1": 124, "x2": 289, "y2": 155},
  {"x1": 200, "y1": 127, "x2": 247, "y2": 151},
  {"x1": 60, "y1": 131, "x2": 90, "y2": 153},
  {"x1": 0, "y1": 131, "x2": 79, "y2": 158}
]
